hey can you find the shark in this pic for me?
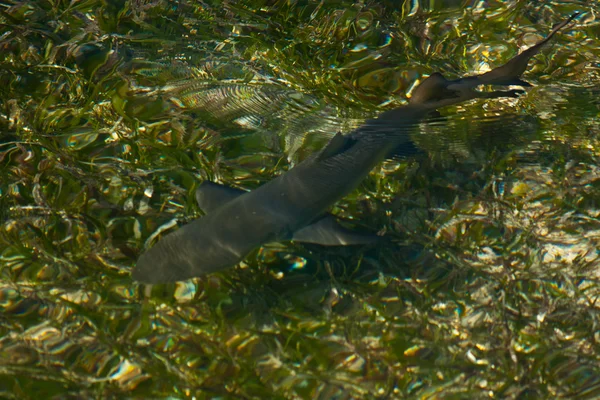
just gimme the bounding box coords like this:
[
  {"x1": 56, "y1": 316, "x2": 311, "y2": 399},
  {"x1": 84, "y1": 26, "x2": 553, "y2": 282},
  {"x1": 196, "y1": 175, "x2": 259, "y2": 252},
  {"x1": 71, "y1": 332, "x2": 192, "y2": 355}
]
[{"x1": 133, "y1": 14, "x2": 577, "y2": 283}]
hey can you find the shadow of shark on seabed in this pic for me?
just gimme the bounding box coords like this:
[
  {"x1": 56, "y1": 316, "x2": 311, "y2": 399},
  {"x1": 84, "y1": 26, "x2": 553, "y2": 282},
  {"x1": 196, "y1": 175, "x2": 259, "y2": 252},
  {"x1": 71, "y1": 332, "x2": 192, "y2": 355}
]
[{"x1": 133, "y1": 13, "x2": 578, "y2": 284}]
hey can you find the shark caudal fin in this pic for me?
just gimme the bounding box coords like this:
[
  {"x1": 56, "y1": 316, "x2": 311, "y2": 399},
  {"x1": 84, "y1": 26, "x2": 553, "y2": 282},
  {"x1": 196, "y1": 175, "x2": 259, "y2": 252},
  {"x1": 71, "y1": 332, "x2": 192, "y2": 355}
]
[
  {"x1": 477, "y1": 13, "x2": 579, "y2": 87},
  {"x1": 409, "y1": 13, "x2": 578, "y2": 108}
]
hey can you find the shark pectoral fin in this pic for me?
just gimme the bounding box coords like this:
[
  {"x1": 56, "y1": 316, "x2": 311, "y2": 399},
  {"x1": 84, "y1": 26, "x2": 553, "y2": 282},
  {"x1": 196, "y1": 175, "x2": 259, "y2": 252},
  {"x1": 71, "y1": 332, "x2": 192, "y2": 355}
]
[
  {"x1": 317, "y1": 132, "x2": 357, "y2": 161},
  {"x1": 292, "y1": 214, "x2": 380, "y2": 246},
  {"x1": 195, "y1": 181, "x2": 246, "y2": 213}
]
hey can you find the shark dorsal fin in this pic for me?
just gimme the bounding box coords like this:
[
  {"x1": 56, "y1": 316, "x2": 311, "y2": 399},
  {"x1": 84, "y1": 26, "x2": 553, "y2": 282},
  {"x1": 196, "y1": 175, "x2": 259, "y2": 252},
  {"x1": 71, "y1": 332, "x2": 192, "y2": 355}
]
[
  {"x1": 317, "y1": 131, "x2": 357, "y2": 161},
  {"x1": 292, "y1": 214, "x2": 380, "y2": 246},
  {"x1": 195, "y1": 181, "x2": 246, "y2": 213},
  {"x1": 409, "y1": 72, "x2": 457, "y2": 104}
]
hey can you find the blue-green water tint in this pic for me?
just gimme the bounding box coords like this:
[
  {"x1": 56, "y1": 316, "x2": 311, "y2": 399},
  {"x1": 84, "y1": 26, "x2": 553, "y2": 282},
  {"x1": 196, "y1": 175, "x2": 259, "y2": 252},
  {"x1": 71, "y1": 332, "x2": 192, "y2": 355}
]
[{"x1": 1, "y1": 1, "x2": 600, "y2": 398}]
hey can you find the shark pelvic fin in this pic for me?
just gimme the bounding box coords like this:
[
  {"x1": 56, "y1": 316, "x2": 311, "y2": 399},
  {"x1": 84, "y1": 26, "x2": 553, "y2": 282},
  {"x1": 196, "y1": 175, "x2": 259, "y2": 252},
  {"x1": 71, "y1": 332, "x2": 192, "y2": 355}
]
[
  {"x1": 195, "y1": 181, "x2": 245, "y2": 213},
  {"x1": 292, "y1": 214, "x2": 380, "y2": 246},
  {"x1": 387, "y1": 139, "x2": 422, "y2": 159}
]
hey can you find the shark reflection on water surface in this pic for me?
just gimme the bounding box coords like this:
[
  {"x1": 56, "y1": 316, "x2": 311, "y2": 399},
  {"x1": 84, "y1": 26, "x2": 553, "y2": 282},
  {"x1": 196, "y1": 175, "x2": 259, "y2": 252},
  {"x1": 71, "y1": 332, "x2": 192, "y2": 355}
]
[{"x1": 133, "y1": 14, "x2": 577, "y2": 284}]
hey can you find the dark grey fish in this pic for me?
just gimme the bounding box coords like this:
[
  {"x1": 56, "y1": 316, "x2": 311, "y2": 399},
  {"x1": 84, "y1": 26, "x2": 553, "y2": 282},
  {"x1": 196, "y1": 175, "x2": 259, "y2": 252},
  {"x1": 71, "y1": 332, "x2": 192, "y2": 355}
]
[{"x1": 133, "y1": 14, "x2": 577, "y2": 283}]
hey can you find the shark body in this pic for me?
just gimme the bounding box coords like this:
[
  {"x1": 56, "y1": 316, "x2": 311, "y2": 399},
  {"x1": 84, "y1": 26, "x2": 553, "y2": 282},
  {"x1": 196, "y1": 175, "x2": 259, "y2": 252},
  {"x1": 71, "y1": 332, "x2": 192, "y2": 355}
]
[
  {"x1": 135, "y1": 106, "x2": 431, "y2": 283},
  {"x1": 133, "y1": 14, "x2": 577, "y2": 283}
]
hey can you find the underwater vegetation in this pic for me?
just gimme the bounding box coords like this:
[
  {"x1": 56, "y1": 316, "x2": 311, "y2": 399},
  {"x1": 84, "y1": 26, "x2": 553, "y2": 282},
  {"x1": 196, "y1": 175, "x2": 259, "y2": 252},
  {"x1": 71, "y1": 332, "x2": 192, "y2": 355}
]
[
  {"x1": 133, "y1": 13, "x2": 578, "y2": 284},
  {"x1": 1, "y1": 0, "x2": 600, "y2": 398}
]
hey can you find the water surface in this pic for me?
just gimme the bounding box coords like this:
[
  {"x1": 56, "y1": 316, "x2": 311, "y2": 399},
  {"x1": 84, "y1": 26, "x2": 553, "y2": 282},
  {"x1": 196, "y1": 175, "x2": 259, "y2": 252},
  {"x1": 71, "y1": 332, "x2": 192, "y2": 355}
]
[{"x1": 1, "y1": 1, "x2": 599, "y2": 398}]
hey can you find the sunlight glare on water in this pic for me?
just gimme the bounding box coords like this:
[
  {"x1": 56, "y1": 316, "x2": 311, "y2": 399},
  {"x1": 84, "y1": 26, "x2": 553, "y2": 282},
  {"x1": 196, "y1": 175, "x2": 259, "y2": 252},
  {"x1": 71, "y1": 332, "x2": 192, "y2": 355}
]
[{"x1": 0, "y1": 0, "x2": 599, "y2": 398}]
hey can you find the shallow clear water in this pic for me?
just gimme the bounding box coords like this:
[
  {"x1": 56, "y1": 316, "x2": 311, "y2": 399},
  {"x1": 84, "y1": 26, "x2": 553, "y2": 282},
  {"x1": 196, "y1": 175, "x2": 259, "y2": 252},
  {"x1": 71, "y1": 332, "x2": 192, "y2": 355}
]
[{"x1": 1, "y1": 1, "x2": 600, "y2": 398}]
